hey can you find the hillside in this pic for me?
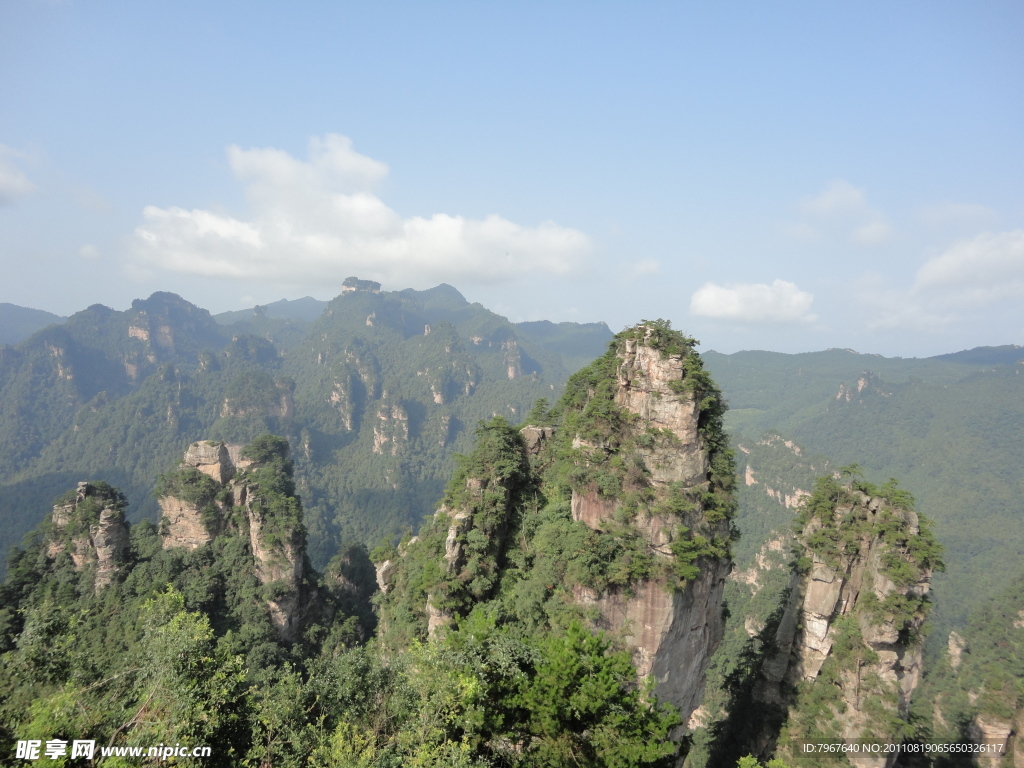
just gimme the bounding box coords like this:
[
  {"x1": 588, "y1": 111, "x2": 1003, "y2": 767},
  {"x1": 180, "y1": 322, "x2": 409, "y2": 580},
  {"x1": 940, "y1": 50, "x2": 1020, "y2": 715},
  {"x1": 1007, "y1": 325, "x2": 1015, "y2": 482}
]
[
  {"x1": 1, "y1": 311, "x2": 1018, "y2": 766},
  {"x1": 0, "y1": 323, "x2": 734, "y2": 767},
  {"x1": 0, "y1": 303, "x2": 67, "y2": 346},
  {"x1": 702, "y1": 349, "x2": 1024, "y2": 651},
  {"x1": 0, "y1": 282, "x2": 612, "y2": 574}
]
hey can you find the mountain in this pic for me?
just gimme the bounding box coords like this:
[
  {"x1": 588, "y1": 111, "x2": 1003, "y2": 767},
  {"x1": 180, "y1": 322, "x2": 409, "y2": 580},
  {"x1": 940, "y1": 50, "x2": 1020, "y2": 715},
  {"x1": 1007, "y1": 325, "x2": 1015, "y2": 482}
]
[
  {"x1": 0, "y1": 435, "x2": 374, "y2": 764},
  {"x1": 0, "y1": 303, "x2": 67, "y2": 346},
  {"x1": 214, "y1": 295, "x2": 329, "y2": 325},
  {"x1": 929, "y1": 345, "x2": 1024, "y2": 366},
  {"x1": 213, "y1": 291, "x2": 615, "y2": 372},
  {"x1": 0, "y1": 309, "x2": 1010, "y2": 766},
  {"x1": 0, "y1": 322, "x2": 733, "y2": 766},
  {"x1": 377, "y1": 322, "x2": 735, "y2": 731},
  {"x1": 702, "y1": 349, "x2": 1024, "y2": 650},
  {"x1": 686, "y1": 348, "x2": 1024, "y2": 766},
  {"x1": 0, "y1": 283, "x2": 612, "y2": 575},
  {"x1": 514, "y1": 319, "x2": 617, "y2": 373},
  {"x1": 913, "y1": 571, "x2": 1024, "y2": 765}
]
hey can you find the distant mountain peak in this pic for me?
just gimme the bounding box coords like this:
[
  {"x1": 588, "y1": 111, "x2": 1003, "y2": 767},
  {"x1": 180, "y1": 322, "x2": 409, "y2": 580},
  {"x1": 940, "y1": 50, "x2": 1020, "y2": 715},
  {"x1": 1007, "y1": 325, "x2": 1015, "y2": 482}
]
[
  {"x1": 931, "y1": 344, "x2": 1024, "y2": 365},
  {"x1": 0, "y1": 302, "x2": 68, "y2": 346},
  {"x1": 342, "y1": 276, "x2": 382, "y2": 294}
]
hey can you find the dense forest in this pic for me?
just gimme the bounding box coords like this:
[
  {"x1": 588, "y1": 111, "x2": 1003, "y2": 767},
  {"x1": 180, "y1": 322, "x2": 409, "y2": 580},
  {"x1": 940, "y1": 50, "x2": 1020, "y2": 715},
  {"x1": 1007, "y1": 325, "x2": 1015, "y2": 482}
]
[
  {"x1": 0, "y1": 323, "x2": 740, "y2": 766},
  {"x1": 2, "y1": 287, "x2": 1023, "y2": 766},
  {"x1": 0, "y1": 283, "x2": 612, "y2": 575}
]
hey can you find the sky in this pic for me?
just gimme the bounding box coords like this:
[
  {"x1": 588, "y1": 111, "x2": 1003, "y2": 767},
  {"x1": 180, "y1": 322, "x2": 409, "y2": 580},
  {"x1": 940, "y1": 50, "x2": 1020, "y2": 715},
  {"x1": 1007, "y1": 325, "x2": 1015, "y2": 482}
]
[{"x1": 1, "y1": 1, "x2": 1022, "y2": 357}]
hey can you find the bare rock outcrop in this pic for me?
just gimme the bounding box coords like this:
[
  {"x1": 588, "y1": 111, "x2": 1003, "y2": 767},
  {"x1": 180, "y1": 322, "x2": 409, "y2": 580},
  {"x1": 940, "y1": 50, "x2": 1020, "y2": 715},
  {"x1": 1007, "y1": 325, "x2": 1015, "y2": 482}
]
[
  {"x1": 157, "y1": 438, "x2": 316, "y2": 641},
  {"x1": 760, "y1": 487, "x2": 940, "y2": 768},
  {"x1": 159, "y1": 441, "x2": 238, "y2": 550},
  {"x1": 159, "y1": 495, "x2": 214, "y2": 550},
  {"x1": 372, "y1": 398, "x2": 409, "y2": 455},
  {"x1": 520, "y1": 424, "x2": 554, "y2": 455},
  {"x1": 969, "y1": 715, "x2": 1014, "y2": 768},
  {"x1": 46, "y1": 481, "x2": 130, "y2": 593},
  {"x1": 376, "y1": 560, "x2": 398, "y2": 593},
  {"x1": 613, "y1": 336, "x2": 708, "y2": 485},
  {"x1": 566, "y1": 325, "x2": 733, "y2": 729},
  {"x1": 947, "y1": 630, "x2": 967, "y2": 670},
  {"x1": 246, "y1": 500, "x2": 306, "y2": 640},
  {"x1": 184, "y1": 440, "x2": 236, "y2": 483}
]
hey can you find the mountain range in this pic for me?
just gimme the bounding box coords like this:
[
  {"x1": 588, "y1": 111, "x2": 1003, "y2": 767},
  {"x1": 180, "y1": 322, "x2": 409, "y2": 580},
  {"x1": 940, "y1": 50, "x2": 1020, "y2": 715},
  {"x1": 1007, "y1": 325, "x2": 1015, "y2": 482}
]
[{"x1": 1, "y1": 283, "x2": 1022, "y2": 766}]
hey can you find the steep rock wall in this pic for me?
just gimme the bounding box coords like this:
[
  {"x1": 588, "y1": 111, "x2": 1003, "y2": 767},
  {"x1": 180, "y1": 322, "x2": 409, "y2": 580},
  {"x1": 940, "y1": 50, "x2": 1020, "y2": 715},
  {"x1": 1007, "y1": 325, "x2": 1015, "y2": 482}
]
[
  {"x1": 757, "y1": 484, "x2": 940, "y2": 768},
  {"x1": 157, "y1": 439, "x2": 316, "y2": 641},
  {"x1": 46, "y1": 481, "x2": 130, "y2": 593},
  {"x1": 159, "y1": 495, "x2": 215, "y2": 550},
  {"x1": 373, "y1": 323, "x2": 734, "y2": 737},
  {"x1": 567, "y1": 326, "x2": 732, "y2": 728}
]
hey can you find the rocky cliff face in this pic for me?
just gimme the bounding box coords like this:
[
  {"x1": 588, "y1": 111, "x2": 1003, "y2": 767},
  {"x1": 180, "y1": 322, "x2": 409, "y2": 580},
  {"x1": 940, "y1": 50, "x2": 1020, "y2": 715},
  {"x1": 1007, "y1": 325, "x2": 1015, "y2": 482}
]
[
  {"x1": 157, "y1": 438, "x2": 316, "y2": 641},
  {"x1": 565, "y1": 324, "x2": 733, "y2": 728},
  {"x1": 756, "y1": 480, "x2": 941, "y2": 767},
  {"x1": 375, "y1": 323, "x2": 735, "y2": 735},
  {"x1": 424, "y1": 468, "x2": 518, "y2": 636},
  {"x1": 158, "y1": 440, "x2": 239, "y2": 549},
  {"x1": 375, "y1": 418, "x2": 529, "y2": 646},
  {"x1": 46, "y1": 481, "x2": 130, "y2": 593}
]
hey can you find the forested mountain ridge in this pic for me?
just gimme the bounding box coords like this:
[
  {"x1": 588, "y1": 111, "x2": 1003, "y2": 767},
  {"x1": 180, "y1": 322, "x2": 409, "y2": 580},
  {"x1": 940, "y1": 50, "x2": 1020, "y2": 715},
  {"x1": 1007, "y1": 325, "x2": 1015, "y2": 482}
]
[
  {"x1": 4, "y1": 281, "x2": 1024, "y2": 764},
  {"x1": 377, "y1": 321, "x2": 736, "y2": 730},
  {"x1": 0, "y1": 435, "x2": 377, "y2": 765},
  {"x1": 702, "y1": 349, "x2": 1024, "y2": 652},
  {"x1": 913, "y1": 571, "x2": 1024, "y2": 767},
  {"x1": 687, "y1": 346, "x2": 1024, "y2": 766},
  {"x1": 0, "y1": 316, "x2": 1007, "y2": 766},
  {"x1": 0, "y1": 303, "x2": 67, "y2": 346},
  {"x1": 0, "y1": 323, "x2": 737, "y2": 766},
  {"x1": 0, "y1": 282, "x2": 612, "y2": 575}
]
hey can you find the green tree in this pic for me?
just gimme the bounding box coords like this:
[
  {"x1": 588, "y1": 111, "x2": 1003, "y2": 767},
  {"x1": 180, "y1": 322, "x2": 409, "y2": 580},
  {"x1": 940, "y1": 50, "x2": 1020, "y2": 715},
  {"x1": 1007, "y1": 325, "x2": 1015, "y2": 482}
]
[
  {"x1": 518, "y1": 622, "x2": 680, "y2": 767},
  {"x1": 128, "y1": 587, "x2": 250, "y2": 762}
]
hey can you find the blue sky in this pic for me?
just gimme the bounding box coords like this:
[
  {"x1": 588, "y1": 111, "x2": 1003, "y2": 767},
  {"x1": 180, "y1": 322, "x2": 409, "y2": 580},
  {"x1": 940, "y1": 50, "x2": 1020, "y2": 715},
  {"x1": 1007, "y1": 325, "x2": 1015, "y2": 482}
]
[{"x1": 1, "y1": 1, "x2": 1022, "y2": 356}]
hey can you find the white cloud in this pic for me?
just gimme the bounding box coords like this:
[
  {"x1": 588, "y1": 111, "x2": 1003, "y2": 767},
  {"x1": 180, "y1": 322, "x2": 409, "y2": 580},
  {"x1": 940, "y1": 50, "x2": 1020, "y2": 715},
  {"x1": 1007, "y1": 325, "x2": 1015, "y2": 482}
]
[
  {"x1": 852, "y1": 230, "x2": 1024, "y2": 332},
  {"x1": 917, "y1": 202, "x2": 998, "y2": 228},
  {"x1": 0, "y1": 145, "x2": 36, "y2": 206},
  {"x1": 79, "y1": 244, "x2": 100, "y2": 260},
  {"x1": 786, "y1": 179, "x2": 891, "y2": 246},
  {"x1": 632, "y1": 258, "x2": 661, "y2": 275},
  {"x1": 853, "y1": 220, "x2": 892, "y2": 245},
  {"x1": 799, "y1": 179, "x2": 868, "y2": 217},
  {"x1": 914, "y1": 230, "x2": 1024, "y2": 305},
  {"x1": 853, "y1": 272, "x2": 955, "y2": 332},
  {"x1": 689, "y1": 279, "x2": 816, "y2": 323},
  {"x1": 131, "y1": 134, "x2": 590, "y2": 288}
]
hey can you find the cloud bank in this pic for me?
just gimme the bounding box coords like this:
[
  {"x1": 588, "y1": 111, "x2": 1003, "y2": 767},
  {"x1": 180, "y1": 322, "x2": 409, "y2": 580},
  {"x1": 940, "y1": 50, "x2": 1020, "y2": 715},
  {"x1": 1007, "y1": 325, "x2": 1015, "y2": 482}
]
[
  {"x1": 132, "y1": 134, "x2": 590, "y2": 288},
  {"x1": 914, "y1": 230, "x2": 1024, "y2": 305},
  {"x1": 784, "y1": 179, "x2": 891, "y2": 245},
  {"x1": 0, "y1": 145, "x2": 36, "y2": 206},
  {"x1": 857, "y1": 230, "x2": 1024, "y2": 331},
  {"x1": 689, "y1": 279, "x2": 816, "y2": 323}
]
